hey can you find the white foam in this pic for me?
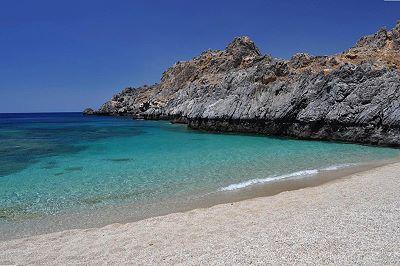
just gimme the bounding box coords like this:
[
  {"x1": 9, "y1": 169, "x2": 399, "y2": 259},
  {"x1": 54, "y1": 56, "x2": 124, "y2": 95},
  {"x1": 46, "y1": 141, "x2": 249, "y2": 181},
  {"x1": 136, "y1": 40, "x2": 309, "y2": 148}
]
[
  {"x1": 219, "y1": 163, "x2": 357, "y2": 192},
  {"x1": 321, "y1": 163, "x2": 355, "y2": 171},
  {"x1": 219, "y1": 169, "x2": 319, "y2": 191}
]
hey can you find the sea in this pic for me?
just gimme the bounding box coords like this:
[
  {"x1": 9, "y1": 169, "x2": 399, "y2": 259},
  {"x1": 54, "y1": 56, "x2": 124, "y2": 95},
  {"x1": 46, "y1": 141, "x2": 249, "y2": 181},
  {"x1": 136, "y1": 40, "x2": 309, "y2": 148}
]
[{"x1": 1, "y1": 112, "x2": 399, "y2": 239}]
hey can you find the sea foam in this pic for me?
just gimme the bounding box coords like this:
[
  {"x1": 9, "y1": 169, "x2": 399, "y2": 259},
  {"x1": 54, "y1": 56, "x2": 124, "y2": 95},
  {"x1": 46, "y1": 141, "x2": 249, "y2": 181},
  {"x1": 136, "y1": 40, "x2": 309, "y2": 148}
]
[{"x1": 218, "y1": 163, "x2": 354, "y2": 191}]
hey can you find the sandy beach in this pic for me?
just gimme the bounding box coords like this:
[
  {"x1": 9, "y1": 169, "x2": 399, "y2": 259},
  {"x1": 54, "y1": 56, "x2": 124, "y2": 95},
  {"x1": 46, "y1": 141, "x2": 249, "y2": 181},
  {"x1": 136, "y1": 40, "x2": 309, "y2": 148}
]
[{"x1": 1, "y1": 162, "x2": 400, "y2": 265}]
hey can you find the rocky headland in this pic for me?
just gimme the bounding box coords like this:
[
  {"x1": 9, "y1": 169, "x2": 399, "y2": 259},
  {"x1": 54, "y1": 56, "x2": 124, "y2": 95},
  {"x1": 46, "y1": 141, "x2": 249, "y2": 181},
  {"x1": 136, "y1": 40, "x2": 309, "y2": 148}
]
[{"x1": 86, "y1": 22, "x2": 400, "y2": 146}]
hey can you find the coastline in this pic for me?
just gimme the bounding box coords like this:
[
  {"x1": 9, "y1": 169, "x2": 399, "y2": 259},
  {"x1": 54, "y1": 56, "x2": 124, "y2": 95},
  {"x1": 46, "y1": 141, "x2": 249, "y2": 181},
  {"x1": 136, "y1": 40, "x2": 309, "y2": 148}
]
[
  {"x1": 1, "y1": 160, "x2": 400, "y2": 264},
  {"x1": 88, "y1": 22, "x2": 400, "y2": 148},
  {"x1": 0, "y1": 157, "x2": 396, "y2": 241}
]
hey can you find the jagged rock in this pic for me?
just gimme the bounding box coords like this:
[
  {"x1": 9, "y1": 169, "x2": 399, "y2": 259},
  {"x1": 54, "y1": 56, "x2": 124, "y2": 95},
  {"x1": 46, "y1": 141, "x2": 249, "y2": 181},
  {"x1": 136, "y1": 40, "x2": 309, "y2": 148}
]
[
  {"x1": 87, "y1": 22, "x2": 400, "y2": 146},
  {"x1": 345, "y1": 54, "x2": 358, "y2": 59},
  {"x1": 392, "y1": 21, "x2": 400, "y2": 49},
  {"x1": 356, "y1": 28, "x2": 389, "y2": 49},
  {"x1": 83, "y1": 108, "x2": 94, "y2": 115},
  {"x1": 261, "y1": 73, "x2": 277, "y2": 84},
  {"x1": 290, "y1": 53, "x2": 313, "y2": 68},
  {"x1": 226, "y1": 36, "x2": 261, "y2": 58}
]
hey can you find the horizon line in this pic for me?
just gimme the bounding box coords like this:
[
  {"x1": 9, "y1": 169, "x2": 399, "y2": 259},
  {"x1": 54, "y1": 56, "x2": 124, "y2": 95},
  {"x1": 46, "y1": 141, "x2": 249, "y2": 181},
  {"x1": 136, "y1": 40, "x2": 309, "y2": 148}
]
[{"x1": 0, "y1": 111, "x2": 82, "y2": 114}]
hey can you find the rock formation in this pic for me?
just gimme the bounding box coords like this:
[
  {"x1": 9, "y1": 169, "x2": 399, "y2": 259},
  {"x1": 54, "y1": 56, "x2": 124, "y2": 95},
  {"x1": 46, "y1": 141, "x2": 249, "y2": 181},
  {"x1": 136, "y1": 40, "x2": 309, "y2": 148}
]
[
  {"x1": 83, "y1": 108, "x2": 95, "y2": 115},
  {"x1": 86, "y1": 22, "x2": 400, "y2": 146}
]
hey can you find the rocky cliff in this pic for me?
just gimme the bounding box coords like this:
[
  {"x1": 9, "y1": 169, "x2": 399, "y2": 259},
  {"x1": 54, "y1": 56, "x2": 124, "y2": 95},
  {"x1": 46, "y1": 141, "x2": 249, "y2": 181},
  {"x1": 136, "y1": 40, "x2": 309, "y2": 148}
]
[{"x1": 86, "y1": 22, "x2": 400, "y2": 146}]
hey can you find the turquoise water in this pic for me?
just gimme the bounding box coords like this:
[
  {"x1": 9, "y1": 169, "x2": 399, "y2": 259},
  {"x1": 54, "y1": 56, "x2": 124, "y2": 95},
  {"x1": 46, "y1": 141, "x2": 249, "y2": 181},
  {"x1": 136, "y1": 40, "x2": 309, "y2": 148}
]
[{"x1": 1, "y1": 113, "x2": 399, "y2": 224}]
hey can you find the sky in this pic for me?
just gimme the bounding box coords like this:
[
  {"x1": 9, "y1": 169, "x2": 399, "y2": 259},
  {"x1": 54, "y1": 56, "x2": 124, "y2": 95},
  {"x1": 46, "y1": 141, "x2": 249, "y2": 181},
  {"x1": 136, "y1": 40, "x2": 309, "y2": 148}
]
[{"x1": 0, "y1": 0, "x2": 399, "y2": 113}]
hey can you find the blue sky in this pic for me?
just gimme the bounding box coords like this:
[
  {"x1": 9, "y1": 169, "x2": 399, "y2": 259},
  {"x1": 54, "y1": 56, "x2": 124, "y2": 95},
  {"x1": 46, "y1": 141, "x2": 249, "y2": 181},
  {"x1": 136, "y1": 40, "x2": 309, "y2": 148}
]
[{"x1": 0, "y1": 0, "x2": 399, "y2": 113}]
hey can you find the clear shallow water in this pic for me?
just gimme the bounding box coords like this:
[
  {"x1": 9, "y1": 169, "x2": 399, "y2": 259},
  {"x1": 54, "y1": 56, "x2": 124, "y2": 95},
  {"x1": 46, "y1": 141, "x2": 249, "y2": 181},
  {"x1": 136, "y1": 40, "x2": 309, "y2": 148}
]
[{"x1": 1, "y1": 113, "x2": 400, "y2": 224}]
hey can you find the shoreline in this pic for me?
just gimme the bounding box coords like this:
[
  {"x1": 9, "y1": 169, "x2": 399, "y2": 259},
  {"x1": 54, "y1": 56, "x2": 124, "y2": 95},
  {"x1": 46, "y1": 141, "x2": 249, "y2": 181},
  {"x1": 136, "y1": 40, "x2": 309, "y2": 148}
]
[
  {"x1": 3, "y1": 113, "x2": 400, "y2": 242},
  {"x1": 0, "y1": 158, "x2": 394, "y2": 241},
  {"x1": 0, "y1": 158, "x2": 398, "y2": 240},
  {"x1": 91, "y1": 113, "x2": 400, "y2": 148},
  {"x1": 0, "y1": 158, "x2": 398, "y2": 241},
  {"x1": 1, "y1": 160, "x2": 400, "y2": 263}
]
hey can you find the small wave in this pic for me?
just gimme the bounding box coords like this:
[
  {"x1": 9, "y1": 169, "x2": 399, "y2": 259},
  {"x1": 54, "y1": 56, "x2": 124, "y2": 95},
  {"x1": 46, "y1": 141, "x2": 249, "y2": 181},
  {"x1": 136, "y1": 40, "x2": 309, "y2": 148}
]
[
  {"x1": 219, "y1": 163, "x2": 357, "y2": 192},
  {"x1": 321, "y1": 163, "x2": 355, "y2": 171},
  {"x1": 219, "y1": 169, "x2": 318, "y2": 191}
]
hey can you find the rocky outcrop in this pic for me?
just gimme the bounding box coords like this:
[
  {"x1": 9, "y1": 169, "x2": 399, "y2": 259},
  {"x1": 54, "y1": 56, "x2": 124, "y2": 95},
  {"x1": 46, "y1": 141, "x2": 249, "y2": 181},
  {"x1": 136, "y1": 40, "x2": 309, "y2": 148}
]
[
  {"x1": 83, "y1": 108, "x2": 95, "y2": 115},
  {"x1": 87, "y1": 21, "x2": 400, "y2": 146}
]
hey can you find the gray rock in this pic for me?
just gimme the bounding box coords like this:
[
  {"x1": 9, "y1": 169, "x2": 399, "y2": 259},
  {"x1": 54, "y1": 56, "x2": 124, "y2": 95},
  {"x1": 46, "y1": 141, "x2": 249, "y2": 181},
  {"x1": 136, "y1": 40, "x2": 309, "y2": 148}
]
[
  {"x1": 289, "y1": 53, "x2": 313, "y2": 68},
  {"x1": 83, "y1": 108, "x2": 95, "y2": 115},
  {"x1": 392, "y1": 21, "x2": 400, "y2": 49},
  {"x1": 89, "y1": 22, "x2": 400, "y2": 146},
  {"x1": 356, "y1": 28, "x2": 389, "y2": 49}
]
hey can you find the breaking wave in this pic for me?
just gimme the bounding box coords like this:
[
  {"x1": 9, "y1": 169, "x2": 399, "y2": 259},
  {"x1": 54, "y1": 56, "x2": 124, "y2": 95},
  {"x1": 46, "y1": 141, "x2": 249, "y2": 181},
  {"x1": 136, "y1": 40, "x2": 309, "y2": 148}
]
[{"x1": 218, "y1": 163, "x2": 355, "y2": 191}]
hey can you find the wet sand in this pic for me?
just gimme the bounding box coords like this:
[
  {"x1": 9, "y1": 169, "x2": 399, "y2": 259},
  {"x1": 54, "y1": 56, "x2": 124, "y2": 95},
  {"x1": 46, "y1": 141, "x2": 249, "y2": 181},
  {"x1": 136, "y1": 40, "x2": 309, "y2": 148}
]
[{"x1": 1, "y1": 161, "x2": 400, "y2": 264}]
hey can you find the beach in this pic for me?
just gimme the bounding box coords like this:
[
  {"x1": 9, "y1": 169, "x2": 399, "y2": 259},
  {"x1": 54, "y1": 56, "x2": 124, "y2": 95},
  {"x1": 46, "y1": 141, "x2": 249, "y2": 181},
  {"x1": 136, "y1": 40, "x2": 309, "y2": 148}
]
[
  {"x1": 1, "y1": 162, "x2": 399, "y2": 265},
  {"x1": 2, "y1": 2, "x2": 400, "y2": 265}
]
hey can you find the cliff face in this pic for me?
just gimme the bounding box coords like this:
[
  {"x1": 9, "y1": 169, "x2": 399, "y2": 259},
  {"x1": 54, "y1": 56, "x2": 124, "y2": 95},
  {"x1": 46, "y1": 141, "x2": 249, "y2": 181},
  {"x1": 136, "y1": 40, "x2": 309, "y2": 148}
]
[{"x1": 88, "y1": 22, "x2": 400, "y2": 146}]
